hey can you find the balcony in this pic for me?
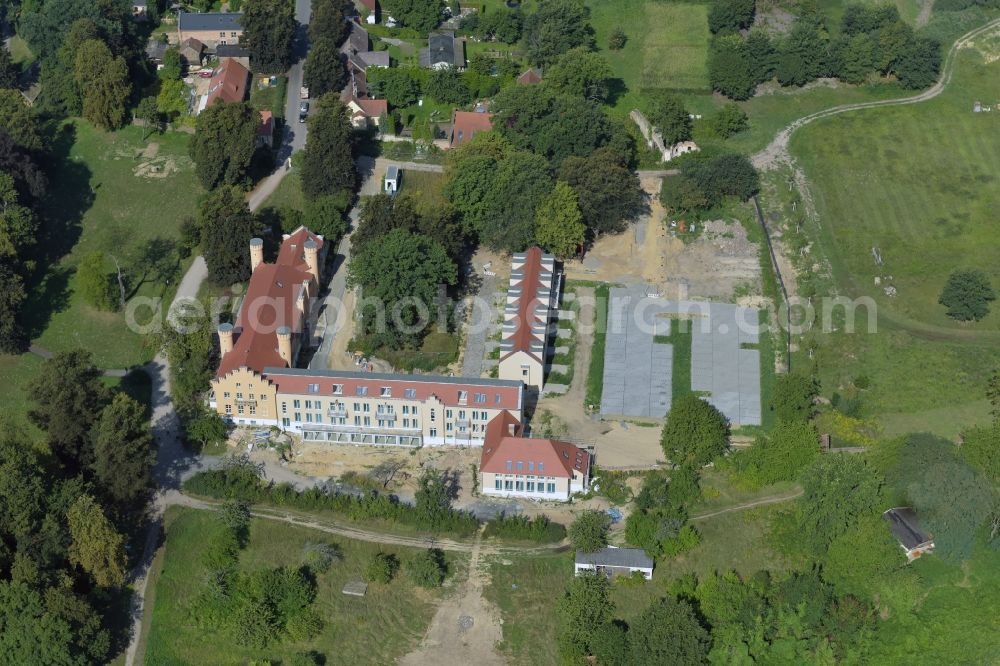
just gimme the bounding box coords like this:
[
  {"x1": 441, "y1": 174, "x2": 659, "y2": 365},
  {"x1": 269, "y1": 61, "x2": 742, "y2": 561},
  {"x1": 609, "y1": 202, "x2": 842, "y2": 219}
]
[
  {"x1": 302, "y1": 421, "x2": 419, "y2": 434},
  {"x1": 328, "y1": 406, "x2": 347, "y2": 418},
  {"x1": 375, "y1": 411, "x2": 396, "y2": 421},
  {"x1": 235, "y1": 396, "x2": 257, "y2": 404},
  {"x1": 456, "y1": 419, "x2": 470, "y2": 429}
]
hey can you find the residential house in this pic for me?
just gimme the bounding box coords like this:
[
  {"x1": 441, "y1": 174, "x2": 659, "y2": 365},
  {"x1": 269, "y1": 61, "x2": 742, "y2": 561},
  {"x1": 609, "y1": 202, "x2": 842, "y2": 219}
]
[
  {"x1": 358, "y1": 0, "x2": 378, "y2": 23},
  {"x1": 209, "y1": 227, "x2": 527, "y2": 447},
  {"x1": 498, "y1": 247, "x2": 560, "y2": 391},
  {"x1": 215, "y1": 43, "x2": 252, "y2": 69},
  {"x1": 257, "y1": 110, "x2": 274, "y2": 148},
  {"x1": 178, "y1": 12, "x2": 243, "y2": 49},
  {"x1": 145, "y1": 38, "x2": 168, "y2": 64},
  {"x1": 341, "y1": 21, "x2": 388, "y2": 73},
  {"x1": 883, "y1": 508, "x2": 935, "y2": 561},
  {"x1": 178, "y1": 37, "x2": 206, "y2": 68},
  {"x1": 199, "y1": 58, "x2": 250, "y2": 113},
  {"x1": 575, "y1": 547, "x2": 654, "y2": 580},
  {"x1": 517, "y1": 68, "x2": 542, "y2": 85},
  {"x1": 133, "y1": 0, "x2": 149, "y2": 21},
  {"x1": 419, "y1": 31, "x2": 465, "y2": 69},
  {"x1": 345, "y1": 96, "x2": 388, "y2": 130},
  {"x1": 478, "y1": 411, "x2": 590, "y2": 501},
  {"x1": 449, "y1": 110, "x2": 493, "y2": 148}
]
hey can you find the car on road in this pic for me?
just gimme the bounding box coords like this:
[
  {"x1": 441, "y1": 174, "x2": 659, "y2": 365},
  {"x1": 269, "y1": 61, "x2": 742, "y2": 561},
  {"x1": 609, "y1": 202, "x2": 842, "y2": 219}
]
[{"x1": 299, "y1": 101, "x2": 309, "y2": 123}]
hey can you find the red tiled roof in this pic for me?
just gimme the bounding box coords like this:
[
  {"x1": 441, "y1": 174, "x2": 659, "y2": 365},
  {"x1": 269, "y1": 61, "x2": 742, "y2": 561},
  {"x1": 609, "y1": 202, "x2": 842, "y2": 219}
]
[
  {"x1": 449, "y1": 110, "x2": 493, "y2": 147},
  {"x1": 355, "y1": 98, "x2": 387, "y2": 117},
  {"x1": 216, "y1": 226, "x2": 325, "y2": 378},
  {"x1": 261, "y1": 370, "x2": 523, "y2": 410},
  {"x1": 480, "y1": 413, "x2": 590, "y2": 479},
  {"x1": 276, "y1": 226, "x2": 324, "y2": 272},
  {"x1": 206, "y1": 58, "x2": 250, "y2": 107},
  {"x1": 501, "y1": 246, "x2": 551, "y2": 363},
  {"x1": 216, "y1": 263, "x2": 312, "y2": 377},
  {"x1": 517, "y1": 68, "x2": 542, "y2": 85},
  {"x1": 258, "y1": 110, "x2": 273, "y2": 136}
]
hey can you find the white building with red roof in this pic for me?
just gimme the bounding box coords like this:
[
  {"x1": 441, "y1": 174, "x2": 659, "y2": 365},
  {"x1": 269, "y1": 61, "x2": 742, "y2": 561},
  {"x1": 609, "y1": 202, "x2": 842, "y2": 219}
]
[
  {"x1": 478, "y1": 412, "x2": 590, "y2": 501},
  {"x1": 498, "y1": 247, "x2": 559, "y2": 391}
]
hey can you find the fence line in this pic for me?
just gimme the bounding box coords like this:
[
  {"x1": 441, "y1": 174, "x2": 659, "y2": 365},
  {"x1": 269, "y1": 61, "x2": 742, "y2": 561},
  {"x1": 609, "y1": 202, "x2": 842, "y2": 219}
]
[{"x1": 752, "y1": 195, "x2": 792, "y2": 370}]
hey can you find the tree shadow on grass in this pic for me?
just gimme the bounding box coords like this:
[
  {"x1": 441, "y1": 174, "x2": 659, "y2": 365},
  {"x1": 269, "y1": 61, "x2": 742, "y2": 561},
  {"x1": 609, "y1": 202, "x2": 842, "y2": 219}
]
[{"x1": 19, "y1": 264, "x2": 72, "y2": 341}]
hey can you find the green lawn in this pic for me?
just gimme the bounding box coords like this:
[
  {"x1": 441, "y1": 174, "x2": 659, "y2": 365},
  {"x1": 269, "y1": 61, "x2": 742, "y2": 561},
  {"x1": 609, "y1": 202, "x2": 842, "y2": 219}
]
[
  {"x1": 588, "y1": 0, "x2": 710, "y2": 97},
  {"x1": 6, "y1": 35, "x2": 34, "y2": 65},
  {"x1": 397, "y1": 168, "x2": 448, "y2": 208},
  {"x1": 145, "y1": 506, "x2": 455, "y2": 665},
  {"x1": 0, "y1": 353, "x2": 45, "y2": 440},
  {"x1": 785, "y1": 49, "x2": 1000, "y2": 429},
  {"x1": 23, "y1": 122, "x2": 200, "y2": 368},
  {"x1": 250, "y1": 75, "x2": 289, "y2": 120},
  {"x1": 263, "y1": 169, "x2": 305, "y2": 212}
]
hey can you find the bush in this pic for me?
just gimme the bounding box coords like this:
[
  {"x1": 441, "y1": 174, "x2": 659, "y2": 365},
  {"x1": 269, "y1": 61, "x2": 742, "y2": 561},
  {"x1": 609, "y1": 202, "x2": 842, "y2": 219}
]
[
  {"x1": 301, "y1": 542, "x2": 341, "y2": 573},
  {"x1": 76, "y1": 251, "x2": 119, "y2": 311},
  {"x1": 660, "y1": 394, "x2": 730, "y2": 466},
  {"x1": 569, "y1": 510, "x2": 611, "y2": 552},
  {"x1": 365, "y1": 552, "x2": 399, "y2": 583},
  {"x1": 483, "y1": 513, "x2": 567, "y2": 543},
  {"x1": 406, "y1": 548, "x2": 448, "y2": 588},
  {"x1": 939, "y1": 269, "x2": 996, "y2": 321},
  {"x1": 608, "y1": 28, "x2": 627, "y2": 50}
]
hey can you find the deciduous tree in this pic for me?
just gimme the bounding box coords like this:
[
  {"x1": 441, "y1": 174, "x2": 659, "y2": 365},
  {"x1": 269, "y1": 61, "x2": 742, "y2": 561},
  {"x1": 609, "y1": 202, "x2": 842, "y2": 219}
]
[
  {"x1": 242, "y1": 0, "x2": 297, "y2": 73},
  {"x1": 661, "y1": 394, "x2": 730, "y2": 466},
  {"x1": 628, "y1": 596, "x2": 711, "y2": 665},
  {"x1": 650, "y1": 92, "x2": 692, "y2": 146},
  {"x1": 67, "y1": 494, "x2": 127, "y2": 587},
  {"x1": 559, "y1": 147, "x2": 644, "y2": 236},
  {"x1": 523, "y1": 0, "x2": 594, "y2": 66},
  {"x1": 568, "y1": 509, "x2": 611, "y2": 552},
  {"x1": 74, "y1": 39, "x2": 131, "y2": 130},
  {"x1": 406, "y1": 548, "x2": 448, "y2": 587},
  {"x1": 708, "y1": 0, "x2": 755, "y2": 34},
  {"x1": 545, "y1": 47, "x2": 613, "y2": 101},
  {"x1": 535, "y1": 181, "x2": 584, "y2": 259},
  {"x1": 709, "y1": 34, "x2": 756, "y2": 100},
  {"x1": 558, "y1": 573, "x2": 614, "y2": 661},
  {"x1": 383, "y1": 0, "x2": 442, "y2": 31},
  {"x1": 301, "y1": 94, "x2": 356, "y2": 200},
  {"x1": 939, "y1": 269, "x2": 995, "y2": 321},
  {"x1": 796, "y1": 455, "x2": 882, "y2": 553},
  {"x1": 156, "y1": 78, "x2": 189, "y2": 119},
  {"x1": 190, "y1": 101, "x2": 259, "y2": 189},
  {"x1": 199, "y1": 186, "x2": 258, "y2": 285},
  {"x1": 771, "y1": 373, "x2": 819, "y2": 422},
  {"x1": 304, "y1": 39, "x2": 347, "y2": 98},
  {"x1": 92, "y1": 393, "x2": 155, "y2": 517}
]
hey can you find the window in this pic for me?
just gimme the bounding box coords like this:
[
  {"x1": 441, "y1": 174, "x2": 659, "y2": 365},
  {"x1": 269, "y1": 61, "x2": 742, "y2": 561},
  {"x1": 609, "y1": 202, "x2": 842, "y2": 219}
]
[
  {"x1": 332, "y1": 384, "x2": 343, "y2": 394},
  {"x1": 236, "y1": 383, "x2": 242, "y2": 388},
  {"x1": 223, "y1": 391, "x2": 231, "y2": 399},
  {"x1": 363, "y1": 417, "x2": 371, "y2": 426},
  {"x1": 474, "y1": 393, "x2": 486, "y2": 404},
  {"x1": 249, "y1": 405, "x2": 256, "y2": 415},
  {"x1": 547, "y1": 483, "x2": 556, "y2": 493},
  {"x1": 363, "y1": 403, "x2": 370, "y2": 413},
  {"x1": 506, "y1": 460, "x2": 513, "y2": 471},
  {"x1": 293, "y1": 400, "x2": 301, "y2": 408},
  {"x1": 354, "y1": 416, "x2": 361, "y2": 426},
  {"x1": 294, "y1": 412, "x2": 301, "y2": 421},
  {"x1": 430, "y1": 428, "x2": 437, "y2": 437},
  {"x1": 515, "y1": 480, "x2": 524, "y2": 491},
  {"x1": 225, "y1": 404, "x2": 232, "y2": 414},
  {"x1": 504, "y1": 479, "x2": 513, "y2": 490},
  {"x1": 527, "y1": 481, "x2": 535, "y2": 492},
  {"x1": 219, "y1": 31, "x2": 225, "y2": 37},
  {"x1": 458, "y1": 410, "x2": 466, "y2": 420},
  {"x1": 516, "y1": 461, "x2": 523, "y2": 472},
  {"x1": 281, "y1": 402, "x2": 287, "y2": 413},
  {"x1": 495, "y1": 393, "x2": 502, "y2": 405},
  {"x1": 412, "y1": 419, "x2": 419, "y2": 428},
  {"x1": 446, "y1": 423, "x2": 453, "y2": 432},
  {"x1": 522, "y1": 368, "x2": 529, "y2": 378},
  {"x1": 495, "y1": 478, "x2": 501, "y2": 490},
  {"x1": 230, "y1": 31, "x2": 237, "y2": 37},
  {"x1": 306, "y1": 413, "x2": 313, "y2": 423},
  {"x1": 237, "y1": 405, "x2": 244, "y2": 415},
  {"x1": 282, "y1": 417, "x2": 290, "y2": 427},
  {"x1": 356, "y1": 386, "x2": 368, "y2": 396},
  {"x1": 403, "y1": 418, "x2": 410, "y2": 428},
  {"x1": 402, "y1": 405, "x2": 410, "y2": 415},
  {"x1": 458, "y1": 390, "x2": 468, "y2": 403},
  {"x1": 248, "y1": 393, "x2": 255, "y2": 400},
  {"x1": 308, "y1": 383, "x2": 319, "y2": 394},
  {"x1": 404, "y1": 388, "x2": 416, "y2": 399},
  {"x1": 528, "y1": 462, "x2": 534, "y2": 472},
  {"x1": 315, "y1": 414, "x2": 322, "y2": 423},
  {"x1": 430, "y1": 409, "x2": 436, "y2": 421},
  {"x1": 248, "y1": 384, "x2": 254, "y2": 389},
  {"x1": 353, "y1": 402, "x2": 360, "y2": 411},
  {"x1": 538, "y1": 462, "x2": 544, "y2": 472},
  {"x1": 446, "y1": 409, "x2": 453, "y2": 419},
  {"x1": 236, "y1": 392, "x2": 243, "y2": 400},
  {"x1": 380, "y1": 387, "x2": 391, "y2": 397},
  {"x1": 305, "y1": 400, "x2": 312, "y2": 410}
]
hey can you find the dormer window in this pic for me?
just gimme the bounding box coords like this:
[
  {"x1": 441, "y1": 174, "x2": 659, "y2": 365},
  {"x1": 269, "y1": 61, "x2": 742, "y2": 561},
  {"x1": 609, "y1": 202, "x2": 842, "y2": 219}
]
[
  {"x1": 356, "y1": 386, "x2": 368, "y2": 396},
  {"x1": 380, "y1": 387, "x2": 391, "y2": 397},
  {"x1": 332, "y1": 384, "x2": 343, "y2": 394}
]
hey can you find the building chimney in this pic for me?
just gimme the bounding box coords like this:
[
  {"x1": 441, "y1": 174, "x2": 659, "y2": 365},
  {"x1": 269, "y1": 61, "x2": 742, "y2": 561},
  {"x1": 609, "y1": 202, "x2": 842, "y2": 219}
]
[
  {"x1": 276, "y1": 325, "x2": 292, "y2": 367},
  {"x1": 218, "y1": 322, "x2": 234, "y2": 356},
  {"x1": 249, "y1": 237, "x2": 264, "y2": 272},
  {"x1": 304, "y1": 239, "x2": 319, "y2": 284}
]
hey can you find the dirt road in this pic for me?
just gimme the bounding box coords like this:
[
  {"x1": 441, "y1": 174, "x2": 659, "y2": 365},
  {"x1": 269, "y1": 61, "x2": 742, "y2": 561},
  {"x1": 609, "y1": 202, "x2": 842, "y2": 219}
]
[
  {"x1": 398, "y1": 527, "x2": 506, "y2": 666},
  {"x1": 690, "y1": 489, "x2": 803, "y2": 521}
]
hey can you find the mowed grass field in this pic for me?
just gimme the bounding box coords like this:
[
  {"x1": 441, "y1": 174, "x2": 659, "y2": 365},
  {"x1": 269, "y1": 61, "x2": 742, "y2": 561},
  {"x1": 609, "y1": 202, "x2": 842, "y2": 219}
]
[
  {"x1": 588, "y1": 0, "x2": 710, "y2": 99},
  {"x1": 787, "y1": 48, "x2": 1000, "y2": 431},
  {"x1": 792, "y1": 50, "x2": 1000, "y2": 332},
  {"x1": 25, "y1": 122, "x2": 199, "y2": 369},
  {"x1": 145, "y1": 507, "x2": 454, "y2": 665}
]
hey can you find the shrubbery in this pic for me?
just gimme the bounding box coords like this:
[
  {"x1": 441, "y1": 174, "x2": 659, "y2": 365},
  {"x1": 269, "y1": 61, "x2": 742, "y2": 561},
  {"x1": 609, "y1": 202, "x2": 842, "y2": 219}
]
[
  {"x1": 406, "y1": 549, "x2": 448, "y2": 588},
  {"x1": 482, "y1": 513, "x2": 567, "y2": 543},
  {"x1": 365, "y1": 552, "x2": 399, "y2": 583}
]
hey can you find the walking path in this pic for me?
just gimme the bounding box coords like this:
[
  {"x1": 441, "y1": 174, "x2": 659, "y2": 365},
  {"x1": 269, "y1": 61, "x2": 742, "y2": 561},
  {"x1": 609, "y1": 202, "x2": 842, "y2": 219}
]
[
  {"x1": 690, "y1": 489, "x2": 803, "y2": 521},
  {"x1": 460, "y1": 272, "x2": 496, "y2": 378}
]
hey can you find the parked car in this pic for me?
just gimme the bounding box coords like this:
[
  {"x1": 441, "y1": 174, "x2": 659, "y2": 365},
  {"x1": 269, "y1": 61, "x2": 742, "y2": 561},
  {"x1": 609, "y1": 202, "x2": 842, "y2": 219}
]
[
  {"x1": 198, "y1": 69, "x2": 214, "y2": 78},
  {"x1": 299, "y1": 101, "x2": 309, "y2": 123},
  {"x1": 300, "y1": 86, "x2": 309, "y2": 99}
]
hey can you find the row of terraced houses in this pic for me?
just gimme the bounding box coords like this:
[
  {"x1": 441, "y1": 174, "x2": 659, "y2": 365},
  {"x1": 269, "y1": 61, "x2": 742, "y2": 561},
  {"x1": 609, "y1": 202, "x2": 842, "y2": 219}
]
[{"x1": 208, "y1": 227, "x2": 590, "y2": 500}]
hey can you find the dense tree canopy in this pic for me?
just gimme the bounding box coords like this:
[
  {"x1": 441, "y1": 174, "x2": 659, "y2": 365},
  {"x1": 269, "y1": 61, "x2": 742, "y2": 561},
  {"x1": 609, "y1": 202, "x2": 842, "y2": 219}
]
[
  {"x1": 795, "y1": 455, "x2": 883, "y2": 553},
  {"x1": 383, "y1": 0, "x2": 442, "y2": 31},
  {"x1": 650, "y1": 92, "x2": 692, "y2": 146},
  {"x1": 568, "y1": 510, "x2": 611, "y2": 552},
  {"x1": 545, "y1": 48, "x2": 614, "y2": 102},
  {"x1": 661, "y1": 395, "x2": 730, "y2": 466},
  {"x1": 74, "y1": 39, "x2": 131, "y2": 131},
  {"x1": 708, "y1": 0, "x2": 755, "y2": 34},
  {"x1": 241, "y1": 0, "x2": 297, "y2": 73},
  {"x1": 190, "y1": 102, "x2": 259, "y2": 190},
  {"x1": 708, "y1": 34, "x2": 758, "y2": 100},
  {"x1": 559, "y1": 147, "x2": 644, "y2": 236},
  {"x1": 199, "y1": 186, "x2": 258, "y2": 285},
  {"x1": 523, "y1": 0, "x2": 595, "y2": 66},
  {"x1": 628, "y1": 597, "x2": 712, "y2": 665},
  {"x1": 304, "y1": 39, "x2": 347, "y2": 98},
  {"x1": 771, "y1": 373, "x2": 819, "y2": 422},
  {"x1": 535, "y1": 181, "x2": 585, "y2": 259},
  {"x1": 300, "y1": 94, "x2": 356, "y2": 200}
]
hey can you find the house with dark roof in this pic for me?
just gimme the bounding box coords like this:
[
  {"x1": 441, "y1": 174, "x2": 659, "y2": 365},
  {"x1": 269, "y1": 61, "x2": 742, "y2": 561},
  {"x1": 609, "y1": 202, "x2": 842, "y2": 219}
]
[
  {"x1": 145, "y1": 38, "x2": 168, "y2": 63},
  {"x1": 178, "y1": 37, "x2": 205, "y2": 67},
  {"x1": 883, "y1": 508, "x2": 935, "y2": 561},
  {"x1": 214, "y1": 43, "x2": 252, "y2": 68},
  {"x1": 449, "y1": 110, "x2": 493, "y2": 148},
  {"x1": 479, "y1": 411, "x2": 590, "y2": 501},
  {"x1": 199, "y1": 58, "x2": 250, "y2": 112},
  {"x1": 419, "y1": 31, "x2": 465, "y2": 69},
  {"x1": 498, "y1": 248, "x2": 560, "y2": 391},
  {"x1": 575, "y1": 547, "x2": 653, "y2": 580},
  {"x1": 178, "y1": 12, "x2": 244, "y2": 48}
]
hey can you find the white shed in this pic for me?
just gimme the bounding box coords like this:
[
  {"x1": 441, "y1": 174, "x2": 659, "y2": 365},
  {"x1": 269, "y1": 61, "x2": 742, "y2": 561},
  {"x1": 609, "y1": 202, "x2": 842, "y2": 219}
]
[
  {"x1": 384, "y1": 165, "x2": 400, "y2": 195},
  {"x1": 575, "y1": 547, "x2": 653, "y2": 580}
]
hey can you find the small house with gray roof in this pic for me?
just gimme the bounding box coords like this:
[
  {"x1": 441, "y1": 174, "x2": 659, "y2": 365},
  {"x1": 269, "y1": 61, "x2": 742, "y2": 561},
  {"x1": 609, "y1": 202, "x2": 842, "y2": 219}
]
[
  {"x1": 420, "y1": 31, "x2": 465, "y2": 69},
  {"x1": 883, "y1": 507, "x2": 935, "y2": 561},
  {"x1": 575, "y1": 547, "x2": 653, "y2": 580},
  {"x1": 178, "y1": 12, "x2": 243, "y2": 49}
]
